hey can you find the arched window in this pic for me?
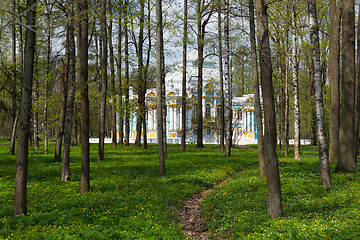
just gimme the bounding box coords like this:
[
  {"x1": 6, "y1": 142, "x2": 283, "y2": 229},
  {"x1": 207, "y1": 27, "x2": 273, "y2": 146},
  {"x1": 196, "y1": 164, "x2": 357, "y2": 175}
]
[
  {"x1": 237, "y1": 109, "x2": 242, "y2": 122},
  {"x1": 205, "y1": 104, "x2": 211, "y2": 119},
  {"x1": 217, "y1": 105, "x2": 221, "y2": 119}
]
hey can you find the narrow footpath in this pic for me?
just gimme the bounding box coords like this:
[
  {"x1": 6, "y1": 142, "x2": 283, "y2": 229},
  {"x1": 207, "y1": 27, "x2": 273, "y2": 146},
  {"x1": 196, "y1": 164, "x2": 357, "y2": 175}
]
[{"x1": 179, "y1": 175, "x2": 239, "y2": 240}]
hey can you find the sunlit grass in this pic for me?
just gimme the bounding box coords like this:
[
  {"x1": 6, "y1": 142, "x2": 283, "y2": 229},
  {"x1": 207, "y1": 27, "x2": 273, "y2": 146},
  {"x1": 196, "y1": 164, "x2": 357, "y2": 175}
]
[
  {"x1": 0, "y1": 142, "x2": 257, "y2": 239},
  {"x1": 202, "y1": 145, "x2": 360, "y2": 239}
]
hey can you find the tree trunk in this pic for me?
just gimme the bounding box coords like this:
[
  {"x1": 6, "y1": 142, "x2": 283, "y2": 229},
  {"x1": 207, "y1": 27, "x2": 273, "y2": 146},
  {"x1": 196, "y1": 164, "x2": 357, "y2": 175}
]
[
  {"x1": 44, "y1": 12, "x2": 52, "y2": 155},
  {"x1": 308, "y1": 0, "x2": 331, "y2": 187},
  {"x1": 283, "y1": 57, "x2": 289, "y2": 157},
  {"x1": 217, "y1": 3, "x2": 225, "y2": 152},
  {"x1": 9, "y1": 0, "x2": 17, "y2": 155},
  {"x1": 292, "y1": 0, "x2": 301, "y2": 161},
  {"x1": 181, "y1": 0, "x2": 188, "y2": 151},
  {"x1": 156, "y1": 0, "x2": 166, "y2": 176},
  {"x1": 254, "y1": 0, "x2": 283, "y2": 218},
  {"x1": 249, "y1": 0, "x2": 265, "y2": 177},
  {"x1": 78, "y1": 0, "x2": 90, "y2": 192},
  {"x1": 224, "y1": 0, "x2": 231, "y2": 157},
  {"x1": 124, "y1": 0, "x2": 130, "y2": 146},
  {"x1": 98, "y1": 0, "x2": 107, "y2": 161},
  {"x1": 33, "y1": 76, "x2": 39, "y2": 151},
  {"x1": 117, "y1": 4, "x2": 124, "y2": 145},
  {"x1": 135, "y1": 0, "x2": 146, "y2": 148},
  {"x1": 62, "y1": 0, "x2": 76, "y2": 182},
  {"x1": 14, "y1": 0, "x2": 36, "y2": 216},
  {"x1": 196, "y1": 0, "x2": 204, "y2": 148},
  {"x1": 336, "y1": 0, "x2": 357, "y2": 173},
  {"x1": 108, "y1": 1, "x2": 117, "y2": 147}
]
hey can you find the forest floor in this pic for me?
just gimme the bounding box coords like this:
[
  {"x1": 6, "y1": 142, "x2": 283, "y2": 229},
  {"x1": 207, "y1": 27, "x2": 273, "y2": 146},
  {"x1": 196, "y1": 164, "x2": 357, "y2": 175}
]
[{"x1": 1, "y1": 143, "x2": 360, "y2": 239}]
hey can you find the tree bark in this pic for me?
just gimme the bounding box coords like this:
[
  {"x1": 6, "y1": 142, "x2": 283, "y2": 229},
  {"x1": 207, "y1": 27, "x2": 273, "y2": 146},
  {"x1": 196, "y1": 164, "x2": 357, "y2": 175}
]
[
  {"x1": 9, "y1": 0, "x2": 17, "y2": 155},
  {"x1": 224, "y1": 0, "x2": 231, "y2": 157},
  {"x1": 292, "y1": 0, "x2": 301, "y2": 161},
  {"x1": 124, "y1": 0, "x2": 130, "y2": 146},
  {"x1": 108, "y1": 1, "x2": 117, "y2": 147},
  {"x1": 181, "y1": 0, "x2": 188, "y2": 151},
  {"x1": 78, "y1": 0, "x2": 90, "y2": 192},
  {"x1": 62, "y1": 0, "x2": 76, "y2": 182},
  {"x1": 249, "y1": 0, "x2": 265, "y2": 177},
  {"x1": 117, "y1": 2, "x2": 124, "y2": 145},
  {"x1": 254, "y1": 0, "x2": 283, "y2": 218},
  {"x1": 308, "y1": 0, "x2": 331, "y2": 187},
  {"x1": 156, "y1": 0, "x2": 166, "y2": 176},
  {"x1": 217, "y1": 2, "x2": 225, "y2": 152},
  {"x1": 336, "y1": 0, "x2": 357, "y2": 173},
  {"x1": 14, "y1": 0, "x2": 36, "y2": 216},
  {"x1": 328, "y1": 0, "x2": 341, "y2": 162},
  {"x1": 196, "y1": 0, "x2": 204, "y2": 148}
]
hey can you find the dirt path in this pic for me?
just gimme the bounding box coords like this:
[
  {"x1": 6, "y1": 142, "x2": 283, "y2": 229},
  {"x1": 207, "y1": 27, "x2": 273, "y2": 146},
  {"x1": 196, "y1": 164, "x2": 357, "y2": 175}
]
[{"x1": 179, "y1": 174, "x2": 239, "y2": 240}]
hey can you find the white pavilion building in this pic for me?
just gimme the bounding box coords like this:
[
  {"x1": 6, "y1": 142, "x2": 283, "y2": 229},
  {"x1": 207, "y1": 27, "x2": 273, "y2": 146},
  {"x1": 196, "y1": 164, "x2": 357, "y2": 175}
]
[{"x1": 123, "y1": 50, "x2": 259, "y2": 145}]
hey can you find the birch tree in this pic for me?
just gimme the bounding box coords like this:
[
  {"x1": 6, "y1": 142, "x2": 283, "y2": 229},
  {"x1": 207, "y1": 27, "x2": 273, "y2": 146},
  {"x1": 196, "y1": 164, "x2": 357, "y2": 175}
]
[{"x1": 308, "y1": 0, "x2": 331, "y2": 187}]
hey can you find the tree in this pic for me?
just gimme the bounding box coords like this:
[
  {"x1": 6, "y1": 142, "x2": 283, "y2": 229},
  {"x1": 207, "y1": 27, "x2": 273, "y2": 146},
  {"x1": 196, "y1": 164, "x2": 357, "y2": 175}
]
[
  {"x1": 249, "y1": 0, "x2": 265, "y2": 178},
  {"x1": 217, "y1": 0, "x2": 225, "y2": 152},
  {"x1": 224, "y1": 0, "x2": 231, "y2": 157},
  {"x1": 308, "y1": 0, "x2": 331, "y2": 187},
  {"x1": 108, "y1": 1, "x2": 117, "y2": 147},
  {"x1": 328, "y1": 0, "x2": 341, "y2": 162},
  {"x1": 181, "y1": 0, "x2": 188, "y2": 151},
  {"x1": 14, "y1": 0, "x2": 37, "y2": 216},
  {"x1": 62, "y1": 0, "x2": 76, "y2": 182},
  {"x1": 9, "y1": 0, "x2": 18, "y2": 156},
  {"x1": 124, "y1": 0, "x2": 130, "y2": 146},
  {"x1": 336, "y1": 0, "x2": 356, "y2": 173},
  {"x1": 254, "y1": 0, "x2": 283, "y2": 218},
  {"x1": 196, "y1": 0, "x2": 214, "y2": 148},
  {"x1": 78, "y1": 0, "x2": 90, "y2": 192},
  {"x1": 117, "y1": 1, "x2": 124, "y2": 145},
  {"x1": 134, "y1": 0, "x2": 146, "y2": 148},
  {"x1": 98, "y1": 0, "x2": 107, "y2": 161},
  {"x1": 292, "y1": 0, "x2": 300, "y2": 161},
  {"x1": 156, "y1": 0, "x2": 166, "y2": 176}
]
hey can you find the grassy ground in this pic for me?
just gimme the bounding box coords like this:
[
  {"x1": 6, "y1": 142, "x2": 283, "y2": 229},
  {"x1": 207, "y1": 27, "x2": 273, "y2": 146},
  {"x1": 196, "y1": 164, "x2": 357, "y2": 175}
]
[
  {"x1": 202, "y1": 145, "x2": 360, "y2": 239},
  {"x1": 1, "y1": 143, "x2": 359, "y2": 239},
  {"x1": 0, "y1": 142, "x2": 257, "y2": 239}
]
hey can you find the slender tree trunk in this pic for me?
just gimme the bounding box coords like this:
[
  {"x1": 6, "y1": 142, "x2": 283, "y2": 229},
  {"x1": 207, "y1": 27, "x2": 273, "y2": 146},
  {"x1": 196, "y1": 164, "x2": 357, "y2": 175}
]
[
  {"x1": 108, "y1": 1, "x2": 117, "y2": 147},
  {"x1": 124, "y1": 0, "x2": 130, "y2": 146},
  {"x1": 181, "y1": 0, "x2": 188, "y2": 151},
  {"x1": 9, "y1": 0, "x2": 17, "y2": 155},
  {"x1": 78, "y1": 0, "x2": 90, "y2": 192},
  {"x1": 284, "y1": 57, "x2": 289, "y2": 157},
  {"x1": 217, "y1": 3, "x2": 225, "y2": 152},
  {"x1": 117, "y1": 3, "x2": 124, "y2": 145},
  {"x1": 249, "y1": 0, "x2": 265, "y2": 177},
  {"x1": 98, "y1": 0, "x2": 107, "y2": 161},
  {"x1": 62, "y1": 0, "x2": 76, "y2": 182},
  {"x1": 33, "y1": 75, "x2": 39, "y2": 151},
  {"x1": 14, "y1": 0, "x2": 36, "y2": 216},
  {"x1": 292, "y1": 0, "x2": 301, "y2": 161},
  {"x1": 196, "y1": 0, "x2": 204, "y2": 148},
  {"x1": 224, "y1": 0, "x2": 231, "y2": 157},
  {"x1": 135, "y1": 0, "x2": 146, "y2": 148},
  {"x1": 336, "y1": 0, "x2": 357, "y2": 173},
  {"x1": 308, "y1": 0, "x2": 331, "y2": 187},
  {"x1": 54, "y1": 34, "x2": 67, "y2": 162},
  {"x1": 254, "y1": 0, "x2": 283, "y2": 218},
  {"x1": 44, "y1": 12, "x2": 52, "y2": 155},
  {"x1": 156, "y1": 0, "x2": 166, "y2": 176}
]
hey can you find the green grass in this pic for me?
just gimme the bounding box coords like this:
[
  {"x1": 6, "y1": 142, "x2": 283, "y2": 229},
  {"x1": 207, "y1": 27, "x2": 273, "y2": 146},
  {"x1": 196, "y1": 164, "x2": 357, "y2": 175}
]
[
  {"x1": 0, "y1": 143, "x2": 257, "y2": 239},
  {"x1": 2, "y1": 143, "x2": 360, "y2": 239},
  {"x1": 202, "y1": 145, "x2": 360, "y2": 239}
]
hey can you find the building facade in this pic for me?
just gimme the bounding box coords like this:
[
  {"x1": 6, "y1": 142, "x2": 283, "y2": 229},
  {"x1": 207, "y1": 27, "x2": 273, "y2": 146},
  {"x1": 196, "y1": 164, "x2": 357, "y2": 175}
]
[{"x1": 122, "y1": 50, "x2": 259, "y2": 145}]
